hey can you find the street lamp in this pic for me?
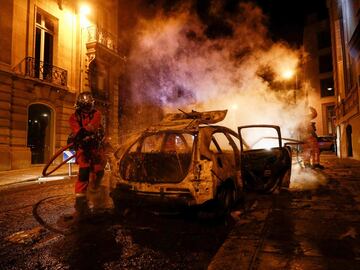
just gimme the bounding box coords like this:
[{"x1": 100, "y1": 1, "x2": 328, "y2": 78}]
[
  {"x1": 78, "y1": 3, "x2": 92, "y2": 92},
  {"x1": 282, "y1": 70, "x2": 294, "y2": 80},
  {"x1": 79, "y1": 4, "x2": 90, "y2": 16},
  {"x1": 281, "y1": 69, "x2": 298, "y2": 104},
  {"x1": 79, "y1": 4, "x2": 91, "y2": 28}
]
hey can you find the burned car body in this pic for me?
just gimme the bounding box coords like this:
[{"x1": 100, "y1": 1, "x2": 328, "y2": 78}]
[{"x1": 110, "y1": 110, "x2": 291, "y2": 213}]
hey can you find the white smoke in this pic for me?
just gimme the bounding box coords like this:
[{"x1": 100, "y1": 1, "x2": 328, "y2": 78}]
[
  {"x1": 128, "y1": 3, "x2": 307, "y2": 137},
  {"x1": 126, "y1": 1, "x2": 325, "y2": 190},
  {"x1": 290, "y1": 165, "x2": 327, "y2": 190}
]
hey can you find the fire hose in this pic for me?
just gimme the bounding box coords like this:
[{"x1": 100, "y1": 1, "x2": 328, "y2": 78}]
[{"x1": 42, "y1": 143, "x2": 75, "y2": 177}]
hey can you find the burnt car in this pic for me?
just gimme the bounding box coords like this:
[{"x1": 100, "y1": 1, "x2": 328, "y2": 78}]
[{"x1": 110, "y1": 110, "x2": 291, "y2": 215}]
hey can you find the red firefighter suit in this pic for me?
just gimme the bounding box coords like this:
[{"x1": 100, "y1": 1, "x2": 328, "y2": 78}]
[
  {"x1": 302, "y1": 122, "x2": 320, "y2": 167},
  {"x1": 69, "y1": 109, "x2": 106, "y2": 196}
]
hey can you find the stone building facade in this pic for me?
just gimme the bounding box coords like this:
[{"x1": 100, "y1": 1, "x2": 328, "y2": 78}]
[
  {"x1": 303, "y1": 13, "x2": 337, "y2": 137},
  {"x1": 0, "y1": 0, "x2": 122, "y2": 171},
  {"x1": 327, "y1": 0, "x2": 360, "y2": 159}
]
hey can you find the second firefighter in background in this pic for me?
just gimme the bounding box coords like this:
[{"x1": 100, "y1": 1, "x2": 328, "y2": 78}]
[{"x1": 300, "y1": 106, "x2": 324, "y2": 170}]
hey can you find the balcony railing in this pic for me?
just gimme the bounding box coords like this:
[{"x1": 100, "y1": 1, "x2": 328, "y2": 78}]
[
  {"x1": 86, "y1": 25, "x2": 118, "y2": 53},
  {"x1": 336, "y1": 87, "x2": 359, "y2": 118},
  {"x1": 13, "y1": 57, "x2": 67, "y2": 86}
]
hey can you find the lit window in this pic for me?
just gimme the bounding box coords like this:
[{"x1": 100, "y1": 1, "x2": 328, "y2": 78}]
[
  {"x1": 320, "y1": 77, "x2": 335, "y2": 97},
  {"x1": 35, "y1": 9, "x2": 55, "y2": 81}
]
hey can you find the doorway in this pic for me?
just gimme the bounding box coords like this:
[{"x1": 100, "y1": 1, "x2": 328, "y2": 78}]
[
  {"x1": 27, "y1": 104, "x2": 53, "y2": 164},
  {"x1": 346, "y1": 125, "x2": 353, "y2": 157}
]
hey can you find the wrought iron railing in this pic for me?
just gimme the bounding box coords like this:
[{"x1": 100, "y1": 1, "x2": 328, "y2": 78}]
[
  {"x1": 13, "y1": 57, "x2": 67, "y2": 86},
  {"x1": 335, "y1": 87, "x2": 359, "y2": 118},
  {"x1": 86, "y1": 25, "x2": 118, "y2": 53}
]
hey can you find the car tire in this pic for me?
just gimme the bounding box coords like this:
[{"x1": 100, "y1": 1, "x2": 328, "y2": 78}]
[
  {"x1": 262, "y1": 176, "x2": 282, "y2": 194},
  {"x1": 215, "y1": 182, "x2": 236, "y2": 217},
  {"x1": 197, "y1": 182, "x2": 235, "y2": 220},
  {"x1": 281, "y1": 168, "x2": 291, "y2": 188},
  {"x1": 109, "y1": 190, "x2": 128, "y2": 216}
]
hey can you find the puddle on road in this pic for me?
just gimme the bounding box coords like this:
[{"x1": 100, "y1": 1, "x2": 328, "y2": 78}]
[{"x1": 5, "y1": 227, "x2": 45, "y2": 244}]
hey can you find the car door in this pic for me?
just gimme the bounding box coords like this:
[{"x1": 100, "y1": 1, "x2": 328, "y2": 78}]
[
  {"x1": 209, "y1": 131, "x2": 237, "y2": 182},
  {"x1": 238, "y1": 125, "x2": 292, "y2": 193}
]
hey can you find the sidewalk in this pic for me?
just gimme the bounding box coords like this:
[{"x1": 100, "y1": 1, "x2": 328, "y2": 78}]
[
  {"x1": 0, "y1": 164, "x2": 78, "y2": 187},
  {"x1": 208, "y1": 154, "x2": 360, "y2": 270}
]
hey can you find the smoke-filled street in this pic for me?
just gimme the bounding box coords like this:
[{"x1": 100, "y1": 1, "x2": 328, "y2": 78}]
[
  {"x1": 1, "y1": 0, "x2": 360, "y2": 269},
  {"x1": 1, "y1": 154, "x2": 360, "y2": 269}
]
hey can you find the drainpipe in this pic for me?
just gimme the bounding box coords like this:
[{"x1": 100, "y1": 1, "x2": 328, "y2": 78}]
[{"x1": 25, "y1": 0, "x2": 31, "y2": 59}]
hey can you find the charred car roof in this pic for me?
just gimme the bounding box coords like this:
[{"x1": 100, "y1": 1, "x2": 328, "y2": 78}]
[{"x1": 145, "y1": 110, "x2": 228, "y2": 132}]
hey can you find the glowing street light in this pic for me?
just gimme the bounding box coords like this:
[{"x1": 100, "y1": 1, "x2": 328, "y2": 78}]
[
  {"x1": 281, "y1": 69, "x2": 299, "y2": 104},
  {"x1": 282, "y1": 69, "x2": 294, "y2": 80},
  {"x1": 79, "y1": 3, "x2": 91, "y2": 28},
  {"x1": 79, "y1": 4, "x2": 91, "y2": 16}
]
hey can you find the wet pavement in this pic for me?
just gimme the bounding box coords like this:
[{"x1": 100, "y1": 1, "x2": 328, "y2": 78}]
[
  {"x1": 209, "y1": 153, "x2": 360, "y2": 270},
  {"x1": 0, "y1": 153, "x2": 360, "y2": 269},
  {"x1": 0, "y1": 171, "x2": 231, "y2": 269}
]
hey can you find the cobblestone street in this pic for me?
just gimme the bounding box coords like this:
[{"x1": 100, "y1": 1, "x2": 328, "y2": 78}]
[
  {"x1": 209, "y1": 153, "x2": 360, "y2": 269},
  {"x1": 1, "y1": 153, "x2": 360, "y2": 269}
]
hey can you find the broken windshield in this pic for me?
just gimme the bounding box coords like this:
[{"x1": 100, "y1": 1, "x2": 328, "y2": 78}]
[{"x1": 120, "y1": 132, "x2": 195, "y2": 183}]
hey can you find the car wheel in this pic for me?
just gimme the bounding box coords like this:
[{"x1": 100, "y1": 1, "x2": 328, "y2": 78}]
[
  {"x1": 216, "y1": 183, "x2": 236, "y2": 216},
  {"x1": 109, "y1": 189, "x2": 128, "y2": 216},
  {"x1": 281, "y1": 168, "x2": 291, "y2": 188},
  {"x1": 197, "y1": 183, "x2": 235, "y2": 220},
  {"x1": 262, "y1": 175, "x2": 282, "y2": 193}
]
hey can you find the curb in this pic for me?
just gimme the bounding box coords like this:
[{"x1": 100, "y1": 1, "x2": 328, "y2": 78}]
[{"x1": 0, "y1": 173, "x2": 77, "y2": 188}]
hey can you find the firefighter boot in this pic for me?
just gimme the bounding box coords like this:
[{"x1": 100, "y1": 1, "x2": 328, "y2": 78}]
[
  {"x1": 56, "y1": 195, "x2": 89, "y2": 228},
  {"x1": 74, "y1": 195, "x2": 90, "y2": 221}
]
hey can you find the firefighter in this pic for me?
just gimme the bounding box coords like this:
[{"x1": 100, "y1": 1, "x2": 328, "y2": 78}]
[
  {"x1": 69, "y1": 91, "x2": 107, "y2": 220},
  {"x1": 301, "y1": 107, "x2": 324, "y2": 169}
]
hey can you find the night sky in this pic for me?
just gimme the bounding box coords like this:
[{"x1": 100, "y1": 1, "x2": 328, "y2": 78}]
[
  {"x1": 255, "y1": 0, "x2": 329, "y2": 46},
  {"x1": 118, "y1": 0, "x2": 329, "y2": 50}
]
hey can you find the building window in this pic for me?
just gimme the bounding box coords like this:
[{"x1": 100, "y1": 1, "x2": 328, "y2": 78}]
[
  {"x1": 325, "y1": 104, "x2": 335, "y2": 135},
  {"x1": 317, "y1": 30, "x2": 331, "y2": 50},
  {"x1": 318, "y1": 54, "x2": 333, "y2": 73},
  {"x1": 89, "y1": 59, "x2": 108, "y2": 99},
  {"x1": 320, "y1": 77, "x2": 335, "y2": 97},
  {"x1": 35, "y1": 9, "x2": 55, "y2": 80}
]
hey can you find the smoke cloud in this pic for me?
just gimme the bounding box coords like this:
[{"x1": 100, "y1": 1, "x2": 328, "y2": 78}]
[
  {"x1": 126, "y1": 1, "x2": 306, "y2": 137},
  {"x1": 119, "y1": 0, "x2": 324, "y2": 190},
  {"x1": 290, "y1": 165, "x2": 327, "y2": 190}
]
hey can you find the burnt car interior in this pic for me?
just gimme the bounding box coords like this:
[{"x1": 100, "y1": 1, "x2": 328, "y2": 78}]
[
  {"x1": 203, "y1": 131, "x2": 239, "y2": 178},
  {"x1": 120, "y1": 132, "x2": 194, "y2": 183},
  {"x1": 238, "y1": 125, "x2": 291, "y2": 193}
]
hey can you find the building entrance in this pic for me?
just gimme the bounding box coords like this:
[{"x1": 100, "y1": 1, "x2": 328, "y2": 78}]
[
  {"x1": 346, "y1": 125, "x2": 353, "y2": 157},
  {"x1": 27, "y1": 104, "x2": 52, "y2": 164}
]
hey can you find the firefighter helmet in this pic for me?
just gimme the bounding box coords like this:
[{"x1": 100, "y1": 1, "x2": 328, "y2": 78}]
[
  {"x1": 75, "y1": 91, "x2": 95, "y2": 113},
  {"x1": 308, "y1": 106, "x2": 317, "y2": 120}
]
